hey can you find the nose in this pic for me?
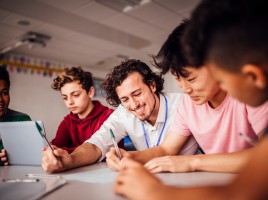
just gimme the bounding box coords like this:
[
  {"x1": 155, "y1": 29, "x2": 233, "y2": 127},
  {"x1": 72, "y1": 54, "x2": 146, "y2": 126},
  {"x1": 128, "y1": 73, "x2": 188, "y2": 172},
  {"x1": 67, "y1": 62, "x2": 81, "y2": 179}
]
[
  {"x1": 184, "y1": 87, "x2": 192, "y2": 94},
  {"x1": 67, "y1": 97, "x2": 74, "y2": 105},
  {"x1": 128, "y1": 98, "x2": 139, "y2": 110}
]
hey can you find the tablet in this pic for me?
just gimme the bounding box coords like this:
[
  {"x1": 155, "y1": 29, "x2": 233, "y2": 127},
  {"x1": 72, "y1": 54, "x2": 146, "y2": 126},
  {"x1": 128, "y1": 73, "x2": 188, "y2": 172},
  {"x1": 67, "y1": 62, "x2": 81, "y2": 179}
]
[{"x1": 0, "y1": 121, "x2": 47, "y2": 166}]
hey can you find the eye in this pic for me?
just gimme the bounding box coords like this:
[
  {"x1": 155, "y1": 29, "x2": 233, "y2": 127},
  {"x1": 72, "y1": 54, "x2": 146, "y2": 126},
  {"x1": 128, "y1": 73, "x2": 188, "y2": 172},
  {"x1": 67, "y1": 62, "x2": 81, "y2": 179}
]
[
  {"x1": 73, "y1": 93, "x2": 80, "y2": 97},
  {"x1": 133, "y1": 92, "x2": 141, "y2": 96},
  {"x1": 121, "y1": 98, "x2": 128, "y2": 103},
  {"x1": 61, "y1": 95, "x2": 67, "y2": 100},
  {"x1": 187, "y1": 77, "x2": 196, "y2": 82},
  {"x1": 1, "y1": 91, "x2": 9, "y2": 96}
]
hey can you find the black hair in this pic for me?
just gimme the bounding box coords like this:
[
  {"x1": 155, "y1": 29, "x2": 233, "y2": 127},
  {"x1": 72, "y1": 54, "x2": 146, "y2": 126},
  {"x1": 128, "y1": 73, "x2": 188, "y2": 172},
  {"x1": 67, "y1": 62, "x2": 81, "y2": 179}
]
[
  {"x1": 183, "y1": 0, "x2": 268, "y2": 72},
  {"x1": 0, "y1": 66, "x2": 10, "y2": 88},
  {"x1": 152, "y1": 19, "x2": 192, "y2": 78}
]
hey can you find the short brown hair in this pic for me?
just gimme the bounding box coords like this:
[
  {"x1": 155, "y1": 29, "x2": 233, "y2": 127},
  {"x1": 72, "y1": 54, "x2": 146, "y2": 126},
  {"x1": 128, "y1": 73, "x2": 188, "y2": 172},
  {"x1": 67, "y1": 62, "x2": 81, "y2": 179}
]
[{"x1": 52, "y1": 66, "x2": 93, "y2": 92}]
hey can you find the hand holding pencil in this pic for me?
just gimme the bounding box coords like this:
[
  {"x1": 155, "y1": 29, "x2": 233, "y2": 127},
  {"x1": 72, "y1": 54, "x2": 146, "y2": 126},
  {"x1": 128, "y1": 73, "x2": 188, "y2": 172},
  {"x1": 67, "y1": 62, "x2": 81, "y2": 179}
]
[
  {"x1": 106, "y1": 129, "x2": 130, "y2": 171},
  {"x1": 110, "y1": 129, "x2": 122, "y2": 159}
]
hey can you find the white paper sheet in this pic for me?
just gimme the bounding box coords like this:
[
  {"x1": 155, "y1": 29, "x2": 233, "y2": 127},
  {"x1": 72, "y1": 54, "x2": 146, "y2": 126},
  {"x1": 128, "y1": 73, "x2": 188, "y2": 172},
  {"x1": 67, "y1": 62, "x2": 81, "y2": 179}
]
[{"x1": 63, "y1": 168, "x2": 118, "y2": 183}]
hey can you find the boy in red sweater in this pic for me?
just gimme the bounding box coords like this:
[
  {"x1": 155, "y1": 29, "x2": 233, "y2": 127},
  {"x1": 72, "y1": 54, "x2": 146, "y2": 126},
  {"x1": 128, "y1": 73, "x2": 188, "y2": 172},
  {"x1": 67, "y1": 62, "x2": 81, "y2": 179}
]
[{"x1": 51, "y1": 66, "x2": 114, "y2": 153}]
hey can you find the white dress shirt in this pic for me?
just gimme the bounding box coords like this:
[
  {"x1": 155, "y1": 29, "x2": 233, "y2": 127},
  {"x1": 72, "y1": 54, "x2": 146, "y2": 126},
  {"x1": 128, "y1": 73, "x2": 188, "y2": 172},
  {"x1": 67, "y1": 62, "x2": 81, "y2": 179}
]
[{"x1": 85, "y1": 93, "x2": 198, "y2": 161}]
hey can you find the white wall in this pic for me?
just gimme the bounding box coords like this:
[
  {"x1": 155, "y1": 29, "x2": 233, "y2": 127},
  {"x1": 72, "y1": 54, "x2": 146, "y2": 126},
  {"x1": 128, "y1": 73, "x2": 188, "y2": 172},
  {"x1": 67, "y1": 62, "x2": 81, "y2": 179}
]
[
  {"x1": 8, "y1": 67, "x2": 180, "y2": 141},
  {"x1": 8, "y1": 67, "x2": 110, "y2": 140},
  {"x1": 163, "y1": 72, "x2": 182, "y2": 93}
]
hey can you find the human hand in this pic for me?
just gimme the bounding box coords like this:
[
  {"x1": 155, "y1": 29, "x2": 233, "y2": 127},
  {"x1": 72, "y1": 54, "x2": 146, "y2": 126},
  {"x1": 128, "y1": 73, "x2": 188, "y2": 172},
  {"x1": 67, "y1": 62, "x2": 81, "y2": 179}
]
[
  {"x1": 0, "y1": 149, "x2": 8, "y2": 166},
  {"x1": 145, "y1": 155, "x2": 193, "y2": 173},
  {"x1": 106, "y1": 147, "x2": 131, "y2": 171},
  {"x1": 42, "y1": 145, "x2": 71, "y2": 173},
  {"x1": 114, "y1": 158, "x2": 164, "y2": 200}
]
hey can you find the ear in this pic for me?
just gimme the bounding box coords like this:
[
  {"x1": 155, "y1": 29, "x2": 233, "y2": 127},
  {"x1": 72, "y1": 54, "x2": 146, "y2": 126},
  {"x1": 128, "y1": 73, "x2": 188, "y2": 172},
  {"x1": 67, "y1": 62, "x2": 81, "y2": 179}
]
[
  {"x1": 241, "y1": 64, "x2": 267, "y2": 89},
  {"x1": 149, "y1": 81, "x2": 157, "y2": 93},
  {"x1": 88, "y1": 86, "x2": 95, "y2": 99}
]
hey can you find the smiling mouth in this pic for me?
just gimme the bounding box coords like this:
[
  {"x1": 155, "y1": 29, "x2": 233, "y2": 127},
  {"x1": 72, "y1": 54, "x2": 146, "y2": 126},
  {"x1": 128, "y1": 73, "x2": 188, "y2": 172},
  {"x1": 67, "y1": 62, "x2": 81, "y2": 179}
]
[
  {"x1": 190, "y1": 96, "x2": 199, "y2": 100},
  {"x1": 134, "y1": 106, "x2": 145, "y2": 116}
]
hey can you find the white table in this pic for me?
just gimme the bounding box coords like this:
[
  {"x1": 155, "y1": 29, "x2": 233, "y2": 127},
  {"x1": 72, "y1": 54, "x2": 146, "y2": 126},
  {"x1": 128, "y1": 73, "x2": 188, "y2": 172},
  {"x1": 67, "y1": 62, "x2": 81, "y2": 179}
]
[{"x1": 0, "y1": 163, "x2": 236, "y2": 200}]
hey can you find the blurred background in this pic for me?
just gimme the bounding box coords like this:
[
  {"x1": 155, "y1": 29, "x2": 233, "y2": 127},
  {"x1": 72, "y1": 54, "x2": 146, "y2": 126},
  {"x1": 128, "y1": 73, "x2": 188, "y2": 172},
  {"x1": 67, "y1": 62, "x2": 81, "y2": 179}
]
[{"x1": 0, "y1": 0, "x2": 200, "y2": 139}]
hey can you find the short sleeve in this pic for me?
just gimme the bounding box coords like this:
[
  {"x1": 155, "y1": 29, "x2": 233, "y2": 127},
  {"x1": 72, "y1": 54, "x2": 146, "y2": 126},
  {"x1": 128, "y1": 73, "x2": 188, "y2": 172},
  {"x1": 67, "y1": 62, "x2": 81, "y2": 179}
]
[
  {"x1": 170, "y1": 95, "x2": 192, "y2": 136},
  {"x1": 85, "y1": 106, "x2": 128, "y2": 161},
  {"x1": 246, "y1": 101, "x2": 268, "y2": 134}
]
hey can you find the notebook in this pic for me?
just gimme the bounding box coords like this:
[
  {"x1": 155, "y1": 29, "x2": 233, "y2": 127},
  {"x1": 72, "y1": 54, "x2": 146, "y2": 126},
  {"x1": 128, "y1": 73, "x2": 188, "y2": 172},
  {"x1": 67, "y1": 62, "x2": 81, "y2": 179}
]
[{"x1": 0, "y1": 121, "x2": 47, "y2": 166}]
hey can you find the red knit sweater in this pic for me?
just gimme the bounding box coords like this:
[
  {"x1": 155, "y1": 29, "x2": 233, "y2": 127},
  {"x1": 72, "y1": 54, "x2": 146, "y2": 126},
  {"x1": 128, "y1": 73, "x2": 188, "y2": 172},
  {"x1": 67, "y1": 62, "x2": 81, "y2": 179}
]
[{"x1": 52, "y1": 101, "x2": 113, "y2": 153}]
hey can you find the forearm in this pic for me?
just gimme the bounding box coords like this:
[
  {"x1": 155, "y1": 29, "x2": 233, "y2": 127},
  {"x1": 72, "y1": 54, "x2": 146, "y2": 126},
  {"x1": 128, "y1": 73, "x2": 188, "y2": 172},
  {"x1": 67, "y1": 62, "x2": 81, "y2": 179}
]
[
  {"x1": 189, "y1": 148, "x2": 254, "y2": 173},
  {"x1": 154, "y1": 185, "x2": 228, "y2": 200},
  {"x1": 130, "y1": 146, "x2": 173, "y2": 164},
  {"x1": 227, "y1": 137, "x2": 268, "y2": 200},
  {"x1": 67, "y1": 143, "x2": 102, "y2": 170},
  {"x1": 61, "y1": 147, "x2": 76, "y2": 154},
  {"x1": 129, "y1": 133, "x2": 190, "y2": 164}
]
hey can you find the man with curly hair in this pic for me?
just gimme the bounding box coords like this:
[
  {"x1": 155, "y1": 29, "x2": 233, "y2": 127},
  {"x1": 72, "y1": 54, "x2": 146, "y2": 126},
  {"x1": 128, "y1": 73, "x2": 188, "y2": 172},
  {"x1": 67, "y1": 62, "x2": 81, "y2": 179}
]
[{"x1": 42, "y1": 59, "x2": 198, "y2": 173}]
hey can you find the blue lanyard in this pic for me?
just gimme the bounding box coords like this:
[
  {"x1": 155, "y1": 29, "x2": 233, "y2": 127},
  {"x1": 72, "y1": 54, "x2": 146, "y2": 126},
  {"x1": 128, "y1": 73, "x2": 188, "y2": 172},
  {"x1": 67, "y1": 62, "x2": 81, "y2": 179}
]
[{"x1": 142, "y1": 95, "x2": 168, "y2": 148}]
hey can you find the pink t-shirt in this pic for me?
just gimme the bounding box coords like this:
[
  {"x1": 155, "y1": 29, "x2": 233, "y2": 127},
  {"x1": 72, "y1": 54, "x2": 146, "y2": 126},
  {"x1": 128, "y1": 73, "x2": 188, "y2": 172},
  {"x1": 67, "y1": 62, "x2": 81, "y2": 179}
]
[{"x1": 171, "y1": 94, "x2": 268, "y2": 154}]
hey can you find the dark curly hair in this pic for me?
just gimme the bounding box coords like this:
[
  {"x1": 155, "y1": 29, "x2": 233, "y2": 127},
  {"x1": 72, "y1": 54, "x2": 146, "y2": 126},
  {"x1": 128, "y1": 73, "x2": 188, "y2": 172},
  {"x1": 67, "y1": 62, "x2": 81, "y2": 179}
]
[
  {"x1": 52, "y1": 66, "x2": 93, "y2": 92},
  {"x1": 183, "y1": 0, "x2": 268, "y2": 72},
  {"x1": 0, "y1": 66, "x2": 10, "y2": 88},
  {"x1": 152, "y1": 19, "x2": 191, "y2": 78},
  {"x1": 102, "y1": 59, "x2": 164, "y2": 107}
]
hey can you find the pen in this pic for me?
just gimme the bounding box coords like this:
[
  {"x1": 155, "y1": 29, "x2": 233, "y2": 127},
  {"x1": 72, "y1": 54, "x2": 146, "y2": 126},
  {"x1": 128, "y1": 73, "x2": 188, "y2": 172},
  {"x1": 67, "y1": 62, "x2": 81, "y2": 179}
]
[
  {"x1": 35, "y1": 121, "x2": 61, "y2": 162},
  {"x1": 109, "y1": 129, "x2": 122, "y2": 159},
  {"x1": 2, "y1": 178, "x2": 39, "y2": 183},
  {"x1": 239, "y1": 132, "x2": 257, "y2": 146},
  {"x1": 26, "y1": 173, "x2": 62, "y2": 179}
]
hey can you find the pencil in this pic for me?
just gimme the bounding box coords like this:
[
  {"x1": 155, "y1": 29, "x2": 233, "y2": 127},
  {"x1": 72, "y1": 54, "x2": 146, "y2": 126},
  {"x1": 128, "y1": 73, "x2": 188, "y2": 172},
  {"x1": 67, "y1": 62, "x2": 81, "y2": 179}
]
[
  {"x1": 25, "y1": 173, "x2": 62, "y2": 179},
  {"x1": 109, "y1": 129, "x2": 122, "y2": 159},
  {"x1": 35, "y1": 121, "x2": 61, "y2": 162}
]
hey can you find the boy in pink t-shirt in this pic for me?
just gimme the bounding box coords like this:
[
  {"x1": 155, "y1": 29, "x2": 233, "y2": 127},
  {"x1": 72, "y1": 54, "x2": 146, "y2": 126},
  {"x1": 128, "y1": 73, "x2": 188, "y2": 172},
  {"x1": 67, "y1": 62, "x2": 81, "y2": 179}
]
[
  {"x1": 172, "y1": 93, "x2": 267, "y2": 154},
  {"x1": 143, "y1": 64, "x2": 267, "y2": 173}
]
